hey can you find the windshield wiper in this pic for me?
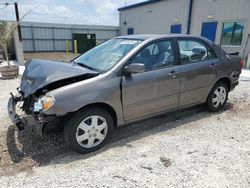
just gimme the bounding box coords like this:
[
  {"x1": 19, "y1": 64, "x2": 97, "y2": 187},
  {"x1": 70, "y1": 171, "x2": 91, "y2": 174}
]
[{"x1": 72, "y1": 60, "x2": 101, "y2": 72}]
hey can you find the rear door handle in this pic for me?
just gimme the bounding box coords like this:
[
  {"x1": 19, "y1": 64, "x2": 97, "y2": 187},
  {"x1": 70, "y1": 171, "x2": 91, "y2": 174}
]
[{"x1": 169, "y1": 71, "x2": 177, "y2": 78}]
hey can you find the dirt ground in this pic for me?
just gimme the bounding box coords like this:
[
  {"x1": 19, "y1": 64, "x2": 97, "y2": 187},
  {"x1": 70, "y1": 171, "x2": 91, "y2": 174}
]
[
  {"x1": 0, "y1": 77, "x2": 249, "y2": 187},
  {"x1": 24, "y1": 52, "x2": 79, "y2": 62}
]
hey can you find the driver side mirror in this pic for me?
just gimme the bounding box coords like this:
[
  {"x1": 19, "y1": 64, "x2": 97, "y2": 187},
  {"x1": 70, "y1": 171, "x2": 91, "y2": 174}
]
[{"x1": 124, "y1": 63, "x2": 145, "y2": 75}]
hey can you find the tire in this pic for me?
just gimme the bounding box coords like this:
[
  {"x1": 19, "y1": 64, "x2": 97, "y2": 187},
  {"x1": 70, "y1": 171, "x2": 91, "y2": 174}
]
[
  {"x1": 206, "y1": 82, "x2": 229, "y2": 112},
  {"x1": 64, "y1": 107, "x2": 114, "y2": 154}
]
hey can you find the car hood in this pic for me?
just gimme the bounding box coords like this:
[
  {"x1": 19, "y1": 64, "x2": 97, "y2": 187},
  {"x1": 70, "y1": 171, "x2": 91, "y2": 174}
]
[{"x1": 21, "y1": 59, "x2": 98, "y2": 97}]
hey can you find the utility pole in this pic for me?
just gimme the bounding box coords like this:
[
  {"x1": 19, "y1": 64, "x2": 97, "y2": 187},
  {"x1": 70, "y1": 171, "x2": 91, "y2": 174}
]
[{"x1": 14, "y1": 2, "x2": 22, "y2": 42}]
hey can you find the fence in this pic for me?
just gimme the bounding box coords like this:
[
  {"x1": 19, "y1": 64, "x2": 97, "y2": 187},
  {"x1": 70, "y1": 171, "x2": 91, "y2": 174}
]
[{"x1": 20, "y1": 22, "x2": 119, "y2": 52}]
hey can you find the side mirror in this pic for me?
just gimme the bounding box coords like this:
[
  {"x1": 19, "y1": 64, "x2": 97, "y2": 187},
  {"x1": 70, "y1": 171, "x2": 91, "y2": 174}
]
[{"x1": 124, "y1": 63, "x2": 145, "y2": 75}]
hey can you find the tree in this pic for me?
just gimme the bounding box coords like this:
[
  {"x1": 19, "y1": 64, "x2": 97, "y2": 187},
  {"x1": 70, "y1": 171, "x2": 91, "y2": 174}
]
[
  {"x1": 0, "y1": 22, "x2": 11, "y2": 67},
  {"x1": 0, "y1": 10, "x2": 32, "y2": 68}
]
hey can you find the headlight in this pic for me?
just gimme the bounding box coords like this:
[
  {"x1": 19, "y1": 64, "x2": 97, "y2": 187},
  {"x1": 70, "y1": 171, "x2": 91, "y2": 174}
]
[{"x1": 33, "y1": 96, "x2": 55, "y2": 112}]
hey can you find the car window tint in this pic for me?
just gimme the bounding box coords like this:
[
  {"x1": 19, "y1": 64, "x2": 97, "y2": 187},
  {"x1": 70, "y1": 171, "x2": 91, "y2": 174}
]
[
  {"x1": 178, "y1": 40, "x2": 208, "y2": 64},
  {"x1": 152, "y1": 44, "x2": 159, "y2": 55},
  {"x1": 131, "y1": 40, "x2": 175, "y2": 71},
  {"x1": 208, "y1": 48, "x2": 217, "y2": 60}
]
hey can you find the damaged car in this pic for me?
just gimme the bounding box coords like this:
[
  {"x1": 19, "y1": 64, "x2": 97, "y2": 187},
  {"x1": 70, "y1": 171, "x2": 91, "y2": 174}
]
[{"x1": 8, "y1": 34, "x2": 242, "y2": 153}]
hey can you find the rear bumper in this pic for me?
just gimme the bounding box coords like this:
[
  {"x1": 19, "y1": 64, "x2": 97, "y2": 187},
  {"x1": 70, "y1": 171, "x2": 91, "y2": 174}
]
[
  {"x1": 231, "y1": 80, "x2": 239, "y2": 91},
  {"x1": 230, "y1": 70, "x2": 241, "y2": 91},
  {"x1": 7, "y1": 93, "x2": 57, "y2": 135}
]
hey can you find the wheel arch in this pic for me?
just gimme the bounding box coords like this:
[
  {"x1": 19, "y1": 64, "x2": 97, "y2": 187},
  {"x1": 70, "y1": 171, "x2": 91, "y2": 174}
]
[
  {"x1": 75, "y1": 102, "x2": 118, "y2": 127},
  {"x1": 206, "y1": 76, "x2": 231, "y2": 101},
  {"x1": 216, "y1": 77, "x2": 231, "y2": 91}
]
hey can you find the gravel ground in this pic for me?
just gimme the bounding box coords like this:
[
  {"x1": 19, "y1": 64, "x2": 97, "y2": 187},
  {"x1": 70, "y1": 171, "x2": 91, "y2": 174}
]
[
  {"x1": 0, "y1": 77, "x2": 249, "y2": 187},
  {"x1": 24, "y1": 52, "x2": 79, "y2": 62}
]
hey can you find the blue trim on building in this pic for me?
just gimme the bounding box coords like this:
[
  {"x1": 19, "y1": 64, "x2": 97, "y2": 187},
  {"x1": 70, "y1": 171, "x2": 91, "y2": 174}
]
[
  {"x1": 127, "y1": 28, "x2": 134, "y2": 35},
  {"x1": 187, "y1": 0, "x2": 193, "y2": 34},
  {"x1": 201, "y1": 22, "x2": 218, "y2": 42},
  {"x1": 170, "y1": 24, "x2": 182, "y2": 34},
  {"x1": 118, "y1": 0, "x2": 162, "y2": 11}
]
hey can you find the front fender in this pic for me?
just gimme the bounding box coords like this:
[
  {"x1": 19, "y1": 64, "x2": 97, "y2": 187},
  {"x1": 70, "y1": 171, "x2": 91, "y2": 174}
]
[{"x1": 43, "y1": 73, "x2": 124, "y2": 125}]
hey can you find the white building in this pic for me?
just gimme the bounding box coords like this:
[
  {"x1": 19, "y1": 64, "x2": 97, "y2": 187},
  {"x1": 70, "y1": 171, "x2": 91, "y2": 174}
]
[{"x1": 118, "y1": 0, "x2": 250, "y2": 66}]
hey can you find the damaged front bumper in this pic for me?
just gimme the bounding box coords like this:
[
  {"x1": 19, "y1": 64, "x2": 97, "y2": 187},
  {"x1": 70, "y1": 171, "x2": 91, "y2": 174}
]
[{"x1": 7, "y1": 91, "x2": 58, "y2": 136}]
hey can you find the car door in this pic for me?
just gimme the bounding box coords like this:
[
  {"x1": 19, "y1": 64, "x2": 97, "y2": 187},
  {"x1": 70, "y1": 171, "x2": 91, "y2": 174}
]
[
  {"x1": 177, "y1": 38, "x2": 219, "y2": 107},
  {"x1": 122, "y1": 39, "x2": 180, "y2": 121}
]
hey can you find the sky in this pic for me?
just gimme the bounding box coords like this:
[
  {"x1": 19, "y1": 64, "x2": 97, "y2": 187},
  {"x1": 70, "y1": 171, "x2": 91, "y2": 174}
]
[{"x1": 0, "y1": 0, "x2": 144, "y2": 26}]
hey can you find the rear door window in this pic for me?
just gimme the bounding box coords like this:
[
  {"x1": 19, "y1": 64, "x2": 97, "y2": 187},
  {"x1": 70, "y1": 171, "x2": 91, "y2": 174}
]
[
  {"x1": 178, "y1": 40, "x2": 208, "y2": 64},
  {"x1": 208, "y1": 47, "x2": 217, "y2": 60}
]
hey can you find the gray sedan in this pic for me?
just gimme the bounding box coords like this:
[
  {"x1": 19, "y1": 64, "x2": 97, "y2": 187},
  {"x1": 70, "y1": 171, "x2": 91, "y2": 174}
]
[{"x1": 8, "y1": 34, "x2": 242, "y2": 153}]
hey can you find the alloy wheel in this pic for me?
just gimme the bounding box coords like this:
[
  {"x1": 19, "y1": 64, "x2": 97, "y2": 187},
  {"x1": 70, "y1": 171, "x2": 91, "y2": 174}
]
[
  {"x1": 212, "y1": 86, "x2": 227, "y2": 108},
  {"x1": 75, "y1": 115, "x2": 108, "y2": 148}
]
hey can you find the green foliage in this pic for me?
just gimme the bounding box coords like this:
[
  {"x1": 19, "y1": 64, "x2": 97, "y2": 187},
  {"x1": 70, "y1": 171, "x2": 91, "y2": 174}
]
[
  {"x1": 0, "y1": 21, "x2": 13, "y2": 65},
  {"x1": 0, "y1": 21, "x2": 12, "y2": 46}
]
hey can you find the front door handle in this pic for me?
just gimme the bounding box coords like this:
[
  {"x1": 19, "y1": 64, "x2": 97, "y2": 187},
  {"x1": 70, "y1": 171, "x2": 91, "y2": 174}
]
[{"x1": 169, "y1": 71, "x2": 177, "y2": 78}]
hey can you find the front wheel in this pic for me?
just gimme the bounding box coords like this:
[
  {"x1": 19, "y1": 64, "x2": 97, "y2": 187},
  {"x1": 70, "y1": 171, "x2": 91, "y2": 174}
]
[
  {"x1": 206, "y1": 82, "x2": 229, "y2": 112},
  {"x1": 64, "y1": 107, "x2": 114, "y2": 154}
]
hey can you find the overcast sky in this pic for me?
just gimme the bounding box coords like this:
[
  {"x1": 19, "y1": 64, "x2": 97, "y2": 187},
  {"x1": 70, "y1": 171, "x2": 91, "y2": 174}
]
[{"x1": 0, "y1": 0, "x2": 144, "y2": 26}]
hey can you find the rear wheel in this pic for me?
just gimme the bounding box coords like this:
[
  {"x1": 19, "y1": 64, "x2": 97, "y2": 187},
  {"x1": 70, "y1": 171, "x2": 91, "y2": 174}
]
[
  {"x1": 206, "y1": 82, "x2": 229, "y2": 112},
  {"x1": 64, "y1": 107, "x2": 114, "y2": 153}
]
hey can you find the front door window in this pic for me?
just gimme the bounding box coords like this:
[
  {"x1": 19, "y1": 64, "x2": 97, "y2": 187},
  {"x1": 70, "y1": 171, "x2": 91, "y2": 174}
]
[{"x1": 130, "y1": 40, "x2": 175, "y2": 71}]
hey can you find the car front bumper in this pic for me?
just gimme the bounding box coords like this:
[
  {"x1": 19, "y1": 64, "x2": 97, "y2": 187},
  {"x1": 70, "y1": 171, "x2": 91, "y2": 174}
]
[{"x1": 7, "y1": 93, "x2": 56, "y2": 136}]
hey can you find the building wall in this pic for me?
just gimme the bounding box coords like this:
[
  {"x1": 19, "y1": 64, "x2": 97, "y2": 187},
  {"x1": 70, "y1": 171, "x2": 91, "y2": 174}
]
[
  {"x1": 190, "y1": 0, "x2": 250, "y2": 57},
  {"x1": 20, "y1": 22, "x2": 119, "y2": 52},
  {"x1": 119, "y1": 0, "x2": 189, "y2": 35},
  {"x1": 119, "y1": 0, "x2": 250, "y2": 62}
]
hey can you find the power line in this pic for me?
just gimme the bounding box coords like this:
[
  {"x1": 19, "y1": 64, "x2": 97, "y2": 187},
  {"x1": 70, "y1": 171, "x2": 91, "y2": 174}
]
[{"x1": 0, "y1": 2, "x2": 14, "y2": 6}]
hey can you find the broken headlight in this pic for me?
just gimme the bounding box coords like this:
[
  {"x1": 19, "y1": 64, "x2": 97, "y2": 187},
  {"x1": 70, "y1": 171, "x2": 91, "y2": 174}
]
[{"x1": 33, "y1": 95, "x2": 55, "y2": 112}]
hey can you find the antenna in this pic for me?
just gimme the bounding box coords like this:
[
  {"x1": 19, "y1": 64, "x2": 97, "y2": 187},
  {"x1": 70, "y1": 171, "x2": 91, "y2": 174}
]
[{"x1": 125, "y1": 0, "x2": 127, "y2": 6}]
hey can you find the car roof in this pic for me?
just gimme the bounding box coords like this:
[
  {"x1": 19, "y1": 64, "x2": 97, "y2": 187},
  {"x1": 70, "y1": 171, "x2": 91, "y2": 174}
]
[
  {"x1": 116, "y1": 34, "x2": 164, "y2": 40},
  {"x1": 115, "y1": 34, "x2": 213, "y2": 44}
]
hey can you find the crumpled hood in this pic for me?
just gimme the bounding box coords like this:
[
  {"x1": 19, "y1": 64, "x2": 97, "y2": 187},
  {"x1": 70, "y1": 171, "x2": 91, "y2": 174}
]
[{"x1": 21, "y1": 59, "x2": 98, "y2": 97}]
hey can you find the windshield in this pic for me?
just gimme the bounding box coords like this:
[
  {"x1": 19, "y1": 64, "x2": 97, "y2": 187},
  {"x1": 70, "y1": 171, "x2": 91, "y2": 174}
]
[{"x1": 74, "y1": 38, "x2": 142, "y2": 72}]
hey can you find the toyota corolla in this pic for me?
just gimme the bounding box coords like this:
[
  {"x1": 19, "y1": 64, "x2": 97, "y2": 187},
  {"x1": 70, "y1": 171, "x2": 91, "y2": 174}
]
[{"x1": 8, "y1": 34, "x2": 242, "y2": 153}]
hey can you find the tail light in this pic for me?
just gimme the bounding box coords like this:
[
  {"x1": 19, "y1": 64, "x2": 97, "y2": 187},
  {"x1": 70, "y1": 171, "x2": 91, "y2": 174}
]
[{"x1": 240, "y1": 59, "x2": 243, "y2": 68}]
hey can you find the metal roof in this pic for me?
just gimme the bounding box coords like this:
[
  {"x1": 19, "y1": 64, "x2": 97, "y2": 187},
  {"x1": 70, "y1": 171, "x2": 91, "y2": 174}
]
[{"x1": 118, "y1": 0, "x2": 163, "y2": 11}]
